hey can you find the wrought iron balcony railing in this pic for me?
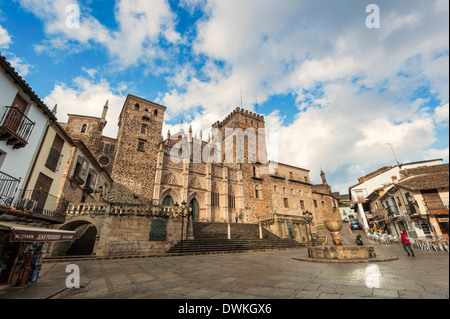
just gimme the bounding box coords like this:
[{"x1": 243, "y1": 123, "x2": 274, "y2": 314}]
[
  {"x1": 0, "y1": 106, "x2": 35, "y2": 149},
  {"x1": 15, "y1": 189, "x2": 69, "y2": 223},
  {"x1": 0, "y1": 171, "x2": 20, "y2": 207}
]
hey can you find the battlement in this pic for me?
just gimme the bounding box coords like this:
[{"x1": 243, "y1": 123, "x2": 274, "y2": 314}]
[{"x1": 212, "y1": 107, "x2": 264, "y2": 128}]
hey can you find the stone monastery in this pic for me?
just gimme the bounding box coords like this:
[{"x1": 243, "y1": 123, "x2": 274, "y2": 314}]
[{"x1": 54, "y1": 94, "x2": 339, "y2": 256}]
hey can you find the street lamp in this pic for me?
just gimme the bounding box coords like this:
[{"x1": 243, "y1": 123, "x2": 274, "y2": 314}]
[
  {"x1": 174, "y1": 201, "x2": 193, "y2": 253},
  {"x1": 302, "y1": 210, "x2": 314, "y2": 246}
]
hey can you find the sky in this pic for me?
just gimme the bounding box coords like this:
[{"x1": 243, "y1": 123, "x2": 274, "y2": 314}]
[{"x1": 0, "y1": 0, "x2": 448, "y2": 193}]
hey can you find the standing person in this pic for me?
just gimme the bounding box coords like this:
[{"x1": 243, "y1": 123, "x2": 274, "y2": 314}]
[
  {"x1": 400, "y1": 230, "x2": 415, "y2": 257},
  {"x1": 235, "y1": 213, "x2": 239, "y2": 223}
]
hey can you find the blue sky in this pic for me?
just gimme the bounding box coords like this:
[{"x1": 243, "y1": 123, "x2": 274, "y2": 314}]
[{"x1": 0, "y1": 0, "x2": 448, "y2": 193}]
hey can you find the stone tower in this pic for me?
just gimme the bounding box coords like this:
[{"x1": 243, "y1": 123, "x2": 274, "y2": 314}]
[
  {"x1": 110, "y1": 95, "x2": 166, "y2": 202},
  {"x1": 211, "y1": 107, "x2": 272, "y2": 220}
]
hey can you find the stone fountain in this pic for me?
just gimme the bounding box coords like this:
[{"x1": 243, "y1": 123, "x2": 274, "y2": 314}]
[{"x1": 307, "y1": 220, "x2": 376, "y2": 261}]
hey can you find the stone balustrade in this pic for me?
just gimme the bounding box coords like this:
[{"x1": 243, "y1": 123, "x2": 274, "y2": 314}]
[{"x1": 66, "y1": 203, "x2": 175, "y2": 218}]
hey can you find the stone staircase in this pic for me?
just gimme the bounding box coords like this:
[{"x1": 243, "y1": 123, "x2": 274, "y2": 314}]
[
  {"x1": 167, "y1": 222, "x2": 306, "y2": 253},
  {"x1": 65, "y1": 225, "x2": 97, "y2": 256}
]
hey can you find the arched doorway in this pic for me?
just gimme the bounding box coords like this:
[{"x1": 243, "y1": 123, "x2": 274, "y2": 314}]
[{"x1": 189, "y1": 198, "x2": 199, "y2": 222}]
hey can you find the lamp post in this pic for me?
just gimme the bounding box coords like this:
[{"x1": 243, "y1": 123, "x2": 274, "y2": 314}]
[
  {"x1": 302, "y1": 210, "x2": 314, "y2": 246},
  {"x1": 174, "y1": 201, "x2": 193, "y2": 253}
]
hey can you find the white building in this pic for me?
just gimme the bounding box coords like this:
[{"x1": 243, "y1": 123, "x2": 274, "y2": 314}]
[
  {"x1": 348, "y1": 159, "x2": 444, "y2": 232},
  {"x1": 0, "y1": 54, "x2": 56, "y2": 208}
]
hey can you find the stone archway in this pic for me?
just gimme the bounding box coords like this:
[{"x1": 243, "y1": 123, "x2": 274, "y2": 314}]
[
  {"x1": 50, "y1": 220, "x2": 98, "y2": 257},
  {"x1": 187, "y1": 192, "x2": 206, "y2": 221}
]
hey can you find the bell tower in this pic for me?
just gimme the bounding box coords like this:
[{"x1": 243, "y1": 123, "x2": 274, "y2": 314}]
[{"x1": 110, "y1": 95, "x2": 166, "y2": 202}]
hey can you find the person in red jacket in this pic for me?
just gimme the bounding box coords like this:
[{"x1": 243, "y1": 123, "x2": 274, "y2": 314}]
[{"x1": 400, "y1": 230, "x2": 415, "y2": 257}]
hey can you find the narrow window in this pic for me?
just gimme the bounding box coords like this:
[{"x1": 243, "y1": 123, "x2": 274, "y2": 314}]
[
  {"x1": 99, "y1": 142, "x2": 104, "y2": 151},
  {"x1": 138, "y1": 142, "x2": 145, "y2": 152},
  {"x1": 81, "y1": 124, "x2": 87, "y2": 133},
  {"x1": 134, "y1": 103, "x2": 140, "y2": 111},
  {"x1": 154, "y1": 109, "x2": 158, "y2": 117},
  {"x1": 110, "y1": 145, "x2": 115, "y2": 153},
  {"x1": 104, "y1": 144, "x2": 110, "y2": 153},
  {"x1": 284, "y1": 198, "x2": 289, "y2": 208},
  {"x1": 141, "y1": 125, "x2": 146, "y2": 134}
]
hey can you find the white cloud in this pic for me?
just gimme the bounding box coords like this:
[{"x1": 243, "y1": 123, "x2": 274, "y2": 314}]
[
  {"x1": 44, "y1": 76, "x2": 126, "y2": 138},
  {"x1": 17, "y1": 0, "x2": 180, "y2": 69},
  {"x1": 0, "y1": 24, "x2": 11, "y2": 49}
]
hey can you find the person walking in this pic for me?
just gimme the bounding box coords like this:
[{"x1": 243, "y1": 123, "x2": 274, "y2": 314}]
[
  {"x1": 355, "y1": 233, "x2": 363, "y2": 246},
  {"x1": 400, "y1": 230, "x2": 415, "y2": 257}
]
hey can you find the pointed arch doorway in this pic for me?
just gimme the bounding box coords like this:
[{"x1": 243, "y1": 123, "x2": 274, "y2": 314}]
[{"x1": 189, "y1": 198, "x2": 200, "y2": 222}]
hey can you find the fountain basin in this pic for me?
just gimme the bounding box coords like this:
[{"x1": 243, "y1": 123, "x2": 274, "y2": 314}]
[{"x1": 308, "y1": 246, "x2": 376, "y2": 260}]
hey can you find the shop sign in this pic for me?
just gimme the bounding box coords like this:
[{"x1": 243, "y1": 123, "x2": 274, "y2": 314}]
[
  {"x1": 437, "y1": 217, "x2": 449, "y2": 223},
  {"x1": 10, "y1": 230, "x2": 76, "y2": 242}
]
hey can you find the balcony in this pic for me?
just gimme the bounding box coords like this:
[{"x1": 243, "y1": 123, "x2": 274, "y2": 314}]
[
  {"x1": 0, "y1": 171, "x2": 20, "y2": 207},
  {"x1": 14, "y1": 189, "x2": 69, "y2": 223},
  {"x1": 385, "y1": 205, "x2": 400, "y2": 218},
  {"x1": 0, "y1": 106, "x2": 35, "y2": 149},
  {"x1": 423, "y1": 197, "x2": 449, "y2": 215}
]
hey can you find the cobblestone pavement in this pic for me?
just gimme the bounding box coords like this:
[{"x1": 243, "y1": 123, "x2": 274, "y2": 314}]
[{"x1": 0, "y1": 244, "x2": 448, "y2": 300}]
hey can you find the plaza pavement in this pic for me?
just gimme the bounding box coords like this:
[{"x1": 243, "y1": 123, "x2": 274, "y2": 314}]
[{"x1": 0, "y1": 244, "x2": 448, "y2": 300}]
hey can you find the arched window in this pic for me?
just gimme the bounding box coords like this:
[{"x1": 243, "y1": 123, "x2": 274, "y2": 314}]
[
  {"x1": 162, "y1": 195, "x2": 174, "y2": 207},
  {"x1": 154, "y1": 109, "x2": 158, "y2": 117},
  {"x1": 134, "y1": 103, "x2": 140, "y2": 111},
  {"x1": 105, "y1": 143, "x2": 110, "y2": 153},
  {"x1": 110, "y1": 144, "x2": 115, "y2": 153},
  {"x1": 81, "y1": 124, "x2": 88, "y2": 133},
  {"x1": 99, "y1": 142, "x2": 104, "y2": 151}
]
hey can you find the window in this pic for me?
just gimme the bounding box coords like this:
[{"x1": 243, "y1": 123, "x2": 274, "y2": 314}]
[
  {"x1": 211, "y1": 192, "x2": 219, "y2": 207},
  {"x1": 99, "y1": 156, "x2": 110, "y2": 166},
  {"x1": 110, "y1": 144, "x2": 115, "y2": 153},
  {"x1": 99, "y1": 142, "x2": 104, "y2": 151},
  {"x1": 138, "y1": 142, "x2": 145, "y2": 152},
  {"x1": 141, "y1": 125, "x2": 146, "y2": 134},
  {"x1": 274, "y1": 186, "x2": 277, "y2": 192},
  {"x1": 300, "y1": 200, "x2": 305, "y2": 210},
  {"x1": 314, "y1": 200, "x2": 318, "y2": 208},
  {"x1": 134, "y1": 103, "x2": 140, "y2": 111},
  {"x1": 228, "y1": 194, "x2": 236, "y2": 209},
  {"x1": 284, "y1": 198, "x2": 289, "y2": 208},
  {"x1": 45, "y1": 134, "x2": 64, "y2": 171},
  {"x1": 105, "y1": 144, "x2": 110, "y2": 153},
  {"x1": 154, "y1": 110, "x2": 158, "y2": 117},
  {"x1": 81, "y1": 124, "x2": 87, "y2": 133},
  {"x1": 321, "y1": 201, "x2": 325, "y2": 207}
]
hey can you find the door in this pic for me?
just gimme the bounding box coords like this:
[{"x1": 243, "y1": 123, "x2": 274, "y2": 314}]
[
  {"x1": 190, "y1": 198, "x2": 199, "y2": 222},
  {"x1": 4, "y1": 94, "x2": 28, "y2": 133}
]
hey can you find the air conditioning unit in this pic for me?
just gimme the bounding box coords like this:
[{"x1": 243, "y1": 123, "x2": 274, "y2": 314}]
[{"x1": 18, "y1": 198, "x2": 38, "y2": 212}]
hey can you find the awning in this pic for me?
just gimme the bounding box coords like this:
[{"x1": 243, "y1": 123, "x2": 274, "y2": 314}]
[{"x1": 0, "y1": 221, "x2": 76, "y2": 242}]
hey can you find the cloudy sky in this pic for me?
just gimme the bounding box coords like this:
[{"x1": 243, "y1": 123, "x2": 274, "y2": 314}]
[{"x1": 0, "y1": 0, "x2": 448, "y2": 193}]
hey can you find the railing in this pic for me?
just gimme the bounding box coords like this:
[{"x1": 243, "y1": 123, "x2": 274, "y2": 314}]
[
  {"x1": 15, "y1": 189, "x2": 69, "y2": 223},
  {"x1": 65, "y1": 203, "x2": 175, "y2": 218},
  {"x1": 0, "y1": 106, "x2": 35, "y2": 146},
  {"x1": 0, "y1": 171, "x2": 20, "y2": 206},
  {"x1": 109, "y1": 242, "x2": 140, "y2": 256},
  {"x1": 423, "y1": 197, "x2": 449, "y2": 212}
]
